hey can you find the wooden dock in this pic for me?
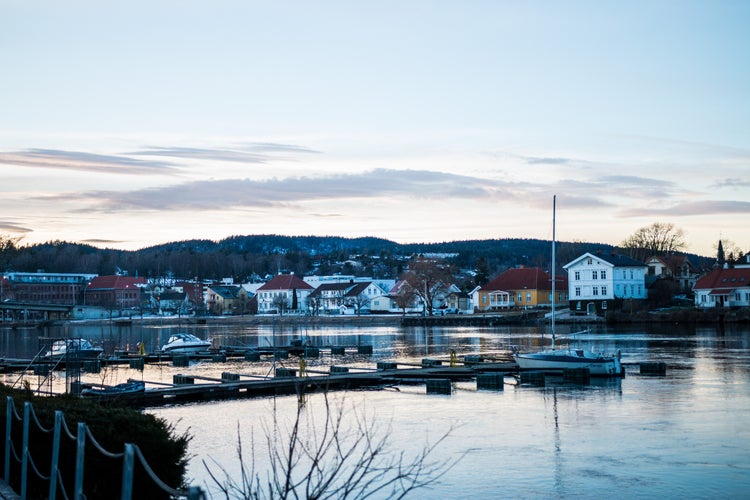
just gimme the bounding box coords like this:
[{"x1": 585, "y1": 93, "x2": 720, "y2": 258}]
[{"x1": 73, "y1": 362, "x2": 518, "y2": 407}]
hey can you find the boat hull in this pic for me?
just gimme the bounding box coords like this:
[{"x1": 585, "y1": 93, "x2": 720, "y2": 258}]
[{"x1": 514, "y1": 350, "x2": 622, "y2": 376}]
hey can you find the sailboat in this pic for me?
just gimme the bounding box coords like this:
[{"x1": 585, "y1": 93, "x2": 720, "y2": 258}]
[{"x1": 513, "y1": 195, "x2": 622, "y2": 377}]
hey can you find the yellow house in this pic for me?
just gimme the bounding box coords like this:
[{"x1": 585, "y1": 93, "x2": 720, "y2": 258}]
[{"x1": 476, "y1": 267, "x2": 567, "y2": 311}]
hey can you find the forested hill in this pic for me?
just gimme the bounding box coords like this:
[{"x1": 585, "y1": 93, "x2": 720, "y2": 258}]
[{"x1": 0, "y1": 234, "x2": 713, "y2": 281}]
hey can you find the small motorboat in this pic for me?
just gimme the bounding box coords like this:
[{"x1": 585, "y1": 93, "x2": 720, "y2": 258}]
[
  {"x1": 44, "y1": 338, "x2": 104, "y2": 360},
  {"x1": 81, "y1": 380, "x2": 146, "y2": 397},
  {"x1": 161, "y1": 333, "x2": 212, "y2": 354}
]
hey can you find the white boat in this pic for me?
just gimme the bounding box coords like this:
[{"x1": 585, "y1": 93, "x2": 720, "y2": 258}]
[
  {"x1": 161, "y1": 333, "x2": 212, "y2": 354},
  {"x1": 44, "y1": 338, "x2": 104, "y2": 359},
  {"x1": 513, "y1": 196, "x2": 622, "y2": 377}
]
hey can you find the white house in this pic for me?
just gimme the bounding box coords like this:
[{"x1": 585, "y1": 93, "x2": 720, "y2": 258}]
[
  {"x1": 693, "y1": 268, "x2": 750, "y2": 308},
  {"x1": 564, "y1": 252, "x2": 647, "y2": 315}
]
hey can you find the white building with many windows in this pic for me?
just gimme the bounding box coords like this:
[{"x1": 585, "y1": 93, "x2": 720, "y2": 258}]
[{"x1": 563, "y1": 252, "x2": 647, "y2": 315}]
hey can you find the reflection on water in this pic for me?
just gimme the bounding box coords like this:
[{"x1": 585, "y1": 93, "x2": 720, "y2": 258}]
[{"x1": 2, "y1": 321, "x2": 749, "y2": 498}]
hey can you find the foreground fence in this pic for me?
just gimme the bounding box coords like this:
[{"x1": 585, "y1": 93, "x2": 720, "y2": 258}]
[{"x1": 3, "y1": 397, "x2": 203, "y2": 499}]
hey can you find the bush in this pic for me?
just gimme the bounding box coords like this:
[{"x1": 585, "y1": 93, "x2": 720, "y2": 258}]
[{"x1": 0, "y1": 385, "x2": 190, "y2": 499}]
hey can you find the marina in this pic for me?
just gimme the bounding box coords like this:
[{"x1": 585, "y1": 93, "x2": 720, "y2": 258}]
[{"x1": 1, "y1": 320, "x2": 749, "y2": 498}]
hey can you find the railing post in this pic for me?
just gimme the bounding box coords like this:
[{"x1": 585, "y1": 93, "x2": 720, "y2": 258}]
[
  {"x1": 48, "y1": 411, "x2": 63, "y2": 500},
  {"x1": 21, "y1": 402, "x2": 32, "y2": 500},
  {"x1": 74, "y1": 422, "x2": 86, "y2": 500},
  {"x1": 4, "y1": 397, "x2": 12, "y2": 482},
  {"x1": 120, "y1": 443, "x2": 134, "y2": 500}
]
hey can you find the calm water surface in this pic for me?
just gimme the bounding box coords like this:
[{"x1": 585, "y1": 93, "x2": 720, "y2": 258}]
[{"x1": 2, "y1": 321, "x2": 749, "y2": 498}]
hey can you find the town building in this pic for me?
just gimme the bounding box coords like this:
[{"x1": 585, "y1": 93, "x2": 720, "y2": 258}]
[
  {"x1": 564, "y1": 252, "x2": 647, "y2": 315},
  {"x1": 1, "y1": 271, "x2": 97, "y2": 305},
  {"x1": 205, "y1": 285, "x2": 250, "y2": 315},
  {"x1": 85, "y1": 275, "x2": 148, "y2": 311},
  {"x1": 475, "y1": 267, "x2": 566, "y2": 312},
  {"x1": 693, "y1": 268, "x2": 750, "y2": 308},
  {"x1": 645, "y1": 255, "x2": 700, "y2": 292},
  {"x1": 256, "y1": 274, "x2": 314, "y2": 314}
]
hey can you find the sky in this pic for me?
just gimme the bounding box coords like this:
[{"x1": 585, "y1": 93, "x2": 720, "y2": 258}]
[{"x1": 1, "y1": 1, "x2": 749, "y2": 257}]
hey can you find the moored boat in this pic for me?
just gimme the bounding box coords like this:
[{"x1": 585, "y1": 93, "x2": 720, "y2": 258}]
[
  {"x1": 44, "y1": 338, "x2": 104, "y2": 360},
  {"x1": 161, "y1": 333, "x2": 212, "y2": 354},
  {"x1": 81, "y1": 380, "x2": 146, "y2": 397},
  {"x1": 512, "y1": 196, "x2": 623, "y2": 377}
]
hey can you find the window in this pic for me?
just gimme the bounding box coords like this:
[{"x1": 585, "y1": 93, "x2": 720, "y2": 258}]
[
  {"x1": 587, "y1": 258, "x2": 592, "y2": 265},
  {"x1": 601, "y1": 270, "x2": 607, "y2": 280},
  {"x1": 517, "y1": 293, "x2": 523, "y2": 302},
  {"x1": 592, "y1": 270, "x2": 598, "y2": 280},
  {"x1": 601, "y1": 286, "x2": 607, "y2": 296},
  {"x1": 526, "y1": 292, "x2": 531, "y2": 302},
  {"x1": 630, "y1": 270, "x2": 634, "y2": 279},
  {"x1": 574, "y1": 271, "x2": 580, "y2": 280},
  {"x1": 575, "y1": 286, "x2": 581, "y2": 297},
  {"x1": 592, "y1": 286, "x2": 599, "y2": 296}
]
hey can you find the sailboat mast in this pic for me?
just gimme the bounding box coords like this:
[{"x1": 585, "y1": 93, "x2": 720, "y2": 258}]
[{"x1": 551, "y1": 195, "x2": 556, "y2": 350}]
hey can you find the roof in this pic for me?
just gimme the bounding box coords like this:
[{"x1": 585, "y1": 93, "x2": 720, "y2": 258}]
[
  {"x1": 207, "y1": 285, "x2": 243, "y2": 299},
  {"x1": 258, "y1": 274, "x2": 313, "y2": 291},
  {"x1": 694, "y1": 268, "x2": 750, "y2": 290},
  {"x1": 565, "y1": 252, "x2": 646, "y2": 269},
  {"x1": 309, "y1": 281, "x2": 373, "y2": 298},
  {"x1": 480, "y1": 267, "x2": 566, "y2": 292},
  {"x1": 87, "y1": 275, "x2": 147, "y2": 290}
]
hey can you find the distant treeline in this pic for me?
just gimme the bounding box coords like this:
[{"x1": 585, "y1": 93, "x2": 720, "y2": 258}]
[{"x1": 0, "y1": 234, "x2": 713, "y2": 284}]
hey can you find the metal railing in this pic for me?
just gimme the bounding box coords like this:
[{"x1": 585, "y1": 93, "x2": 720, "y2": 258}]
[{"x1": 4, "y1": 396, "x2": 203, "y2": 499}]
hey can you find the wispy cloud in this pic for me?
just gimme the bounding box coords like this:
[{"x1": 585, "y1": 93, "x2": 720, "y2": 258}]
[
  {"x1": 52, "y1": 169, "x2": 522, "y2": 213},
  {"x1": 0, "y1": 149, "x2": 176, "y2": 174},
  {"x1": 0, "y1": 221, "x2": 33, "y2": 234},
  {"x1": 620, "y1": 200, "x2": 750, "y2": 217},
  {"x1": 712, "y1": 178, "x2": 750, "y2": 189},
  {"x1": 128, "y1": 142, "x2": 321, "y2": 163},
  {"x1": 525, "y1": 156, "x2": 572, "y2": 165}
]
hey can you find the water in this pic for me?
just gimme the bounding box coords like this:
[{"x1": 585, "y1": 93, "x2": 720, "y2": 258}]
[{"x1": 2, "y1": 320, "x2": 749, "y2": 498}]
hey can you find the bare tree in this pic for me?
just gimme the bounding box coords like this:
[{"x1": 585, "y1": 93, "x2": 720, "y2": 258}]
[
  {"x1": 620, "y1": 222, "x2": 687, "y2": 261},
  {"x1": 272, "y1": 294, "x2": 290, "y2": 316},
  {"x1": 204, "y1": 394, "x2": 459, "y2": 499},
  {"x1": 393, "y1": 283, "x2": 417, "y2": 316},
  {"x1": 402, "y1": 256, "x2": 454, "y2": 316}
]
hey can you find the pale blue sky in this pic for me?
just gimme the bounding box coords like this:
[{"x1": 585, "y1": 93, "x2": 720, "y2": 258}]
[{"x1": 1, "y1": 1, "x2": 748, "y2": 256}]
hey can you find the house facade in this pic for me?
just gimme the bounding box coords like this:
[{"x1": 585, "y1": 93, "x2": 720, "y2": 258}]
[
  {"x1": 693, "y1": 268, "x2": 750, "y2": 308},
  {"x1": 564, "y1": 252, "x2": 647, "y2": 315},
  {"x1": 205, "y1": 285, "x2": 250, "y2": 315},
  {"x1": 475, "y1": 267, "x2": 567, "y2": 312},
  {"x1": 1, "y1": 271, "x2": 97, "y2": 305},
  {"x1": 256, "y1": 274, "x2": 314, "y2": 314},
  {"x1": 85, "y1": 275, "x2": 148, "y2": 310},
  {"x1": 645, "y1": 255, "x2": 700, "y2": 292}
]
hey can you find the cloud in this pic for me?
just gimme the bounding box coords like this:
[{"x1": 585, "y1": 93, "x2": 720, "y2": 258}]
[
  {"x1": 525, "y1": 156, "x2": 572, "y2": 165},
  {"x1": 54, "y1": 169, "x2": 521, "y2": 213},
  {"x1": 0, "y1": 221, "x2": 33, "y2": 234},
  {"x1": 712, "y1": 178, "x2": 750, "y2": 189},
  {"x1": 0, "y1": 149, "x2": 176, "y2": 174},
  {"x1": 620, "y1": 200, "x2": 750, "y2": 217},
  {"x1": 127, "y1": 142, "x2": 321, "y2": 163}
]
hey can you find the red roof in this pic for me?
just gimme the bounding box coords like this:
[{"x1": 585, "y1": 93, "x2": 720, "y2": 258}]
[
  {"x1": 258, "y1": 274, "x2": 313, "y2": 291},
  {"x1": 481, "y1": 267, "x2": 566, "y2": 292},
  {"x1": 694, "y1": 268, "x2": 750, "y2": 290},
  {"x1": 87, "y1": 275, "x2": 147, "y2": 290}
]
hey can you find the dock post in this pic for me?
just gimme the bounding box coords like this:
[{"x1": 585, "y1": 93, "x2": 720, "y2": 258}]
[
  {"x1": 426, "y1": 379, "x2": 452, "y2": 395},
  {"x1": 640, "y1": 362, "x2": 667, "y2": 375},
  {"x1": 357, "y1": 345, "x2": 373, "y2": 355},
  {"x1": 520, "y1": 371, "x2": 545, "y2": 386},
  {"x1": 129, "y1": 357, "x2": 145, "y2": 370},
  {"x1": 477, "y1": 373, "x2": 504, "y2": 390},
  {"x1": 172, "y1": 354, "x2": 190, "y2": 367}
]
